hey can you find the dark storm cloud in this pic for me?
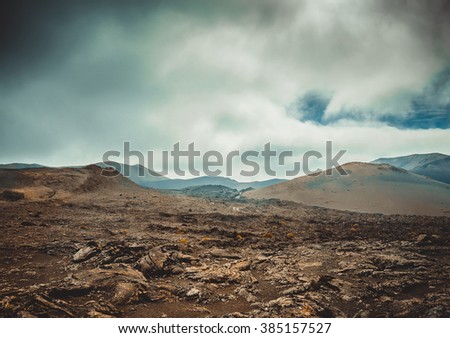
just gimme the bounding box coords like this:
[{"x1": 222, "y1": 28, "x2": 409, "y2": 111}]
[
  {"x1": 0, "y1": 0, "x2": 168, "y2": 163},
  {"x1": 374, "y1": 0, "x2": 450, "y2": 51},
  {"x1": 2, "y1": 0, "x2": 449, "y2": 89},
  {"x1": 0, "y1": 0, "x2": 164, "y2": 87},
  {"x1": 0, "y1": 0, "x2": 449, "y2": 166},
  {"x1": 2, "y1": 0, "x2": 450, "y2": 75}
]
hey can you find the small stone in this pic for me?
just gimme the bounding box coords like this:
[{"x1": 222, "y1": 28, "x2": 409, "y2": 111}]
[
  {"x1": 236, "y1": 288, "x2": 257, "y2": 303},
  {"x1": 1, "y1": 190, "x2": 24, "y2": 201},
  {"x1": 186, "y1": 287, "x2": 201, "y2": 298},
  {"x1": 137, "y1": 250, "x2": 170, "y2": 276},
  {"x1": 21, "y1": 221, "x2": 36, "y2": 227},
  {"x1": 267, "y1": 296, "x2": 295, "y2": 308},
  {"x1": 113, "y1": 282, "x2": 138, "y2": 305},
  {"x1": 233, "y1": 261, "x2": 251, "y2": 271},
  {"x1": 73, "y1": 246, "x2": 98, "y2": 262},
  {"x1": 281, "y1": 286, "x2": 305, "y2": 295},
  {"x1": 416, "y1": 234, "x2": 430, "y2": 245}
]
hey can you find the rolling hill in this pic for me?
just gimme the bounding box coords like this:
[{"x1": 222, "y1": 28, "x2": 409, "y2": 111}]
[
  {"x1": 244, "y1": 162, "x2": 450, "y2": 216},
  {"x1": 0, "y1": 165, "x2": 139, "y2": 200}
]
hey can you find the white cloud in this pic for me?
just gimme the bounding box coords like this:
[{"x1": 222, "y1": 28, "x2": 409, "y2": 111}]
[{"x1": 1, "y1": 0, "x2": 449, "y2": 176}]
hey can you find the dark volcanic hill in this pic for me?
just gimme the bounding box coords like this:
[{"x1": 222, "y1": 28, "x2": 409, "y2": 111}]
[{"x1": 148, "y1": 176, "x2": 286, "y2": 191}]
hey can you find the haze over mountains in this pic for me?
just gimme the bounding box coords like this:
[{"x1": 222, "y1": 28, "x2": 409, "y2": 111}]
[{"x1": 95, "y1": 162, "x2": 287, "y2": 190}]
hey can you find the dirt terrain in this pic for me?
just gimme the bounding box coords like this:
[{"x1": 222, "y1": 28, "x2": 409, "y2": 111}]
[{"x1": 0, "y1": 166, "x2": 449, "y2": 318}]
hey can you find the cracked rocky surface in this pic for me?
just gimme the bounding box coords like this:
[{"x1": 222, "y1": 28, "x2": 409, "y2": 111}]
[{"x1": 0, "y1": 181, "x2": 449, "y2": 318}]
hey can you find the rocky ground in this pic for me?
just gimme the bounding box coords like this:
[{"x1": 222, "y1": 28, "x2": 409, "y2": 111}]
[{"x1": 0, "y1": 168, "x2": 449, "y2": 318}]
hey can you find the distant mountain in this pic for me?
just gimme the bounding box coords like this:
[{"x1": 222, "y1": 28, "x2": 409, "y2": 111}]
[
  {"x1": 244, "y1": 162, "x2": 450, "y2": 216},
  {"x1": 410, "y1": 157, "x2": 450, "y2": 184},
  {"x1": 0, "y1": 163, "x2": 46, "y2": 170},
  {"x1": 147, "y1": 176, "x2": 286, "y2": 191},
  {"x1": 94, "y1": 161, "x2": 286, "y2": 190},
  {"x1": 372, "y1": 153, "x2": 450, "y2": 184},
  {"x1": 372, "y1": 153, "x2": 448, "y2": 170}
]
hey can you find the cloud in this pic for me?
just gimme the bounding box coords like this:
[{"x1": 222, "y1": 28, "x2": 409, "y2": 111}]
[
  {"x1": 0, "y1": 0, "x2": 449, "y2": 176},
  {"x1": 294, "y1": 66, "x2": 450, "y2": 128}
]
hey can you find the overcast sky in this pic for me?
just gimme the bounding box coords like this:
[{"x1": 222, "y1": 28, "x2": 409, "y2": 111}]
[{"x1": 1, "y1": 0, "x2": 449, "y2": 179}]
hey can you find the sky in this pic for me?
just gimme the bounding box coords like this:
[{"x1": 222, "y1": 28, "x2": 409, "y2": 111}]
[{"x1": 0, "y1": 0, "x2": 449, "y2": 179}]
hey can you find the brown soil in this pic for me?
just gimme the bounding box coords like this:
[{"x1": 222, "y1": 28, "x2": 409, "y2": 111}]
[{"x1": 0, "y1": 166, "x2": 448, "y2": 318}]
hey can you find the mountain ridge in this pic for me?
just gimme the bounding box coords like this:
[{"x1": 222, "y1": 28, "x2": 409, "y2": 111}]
[{"x1": 371, "y1": 153, "x2": 450, "y2": 184}]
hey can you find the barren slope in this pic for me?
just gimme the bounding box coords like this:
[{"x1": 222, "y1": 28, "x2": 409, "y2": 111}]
[
  {"x1": 244, "y1": 163, "x2": 450, "y2": 216},
  {"x1": 0, "y1": 165, "x2": 140, "y2": 200}
]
